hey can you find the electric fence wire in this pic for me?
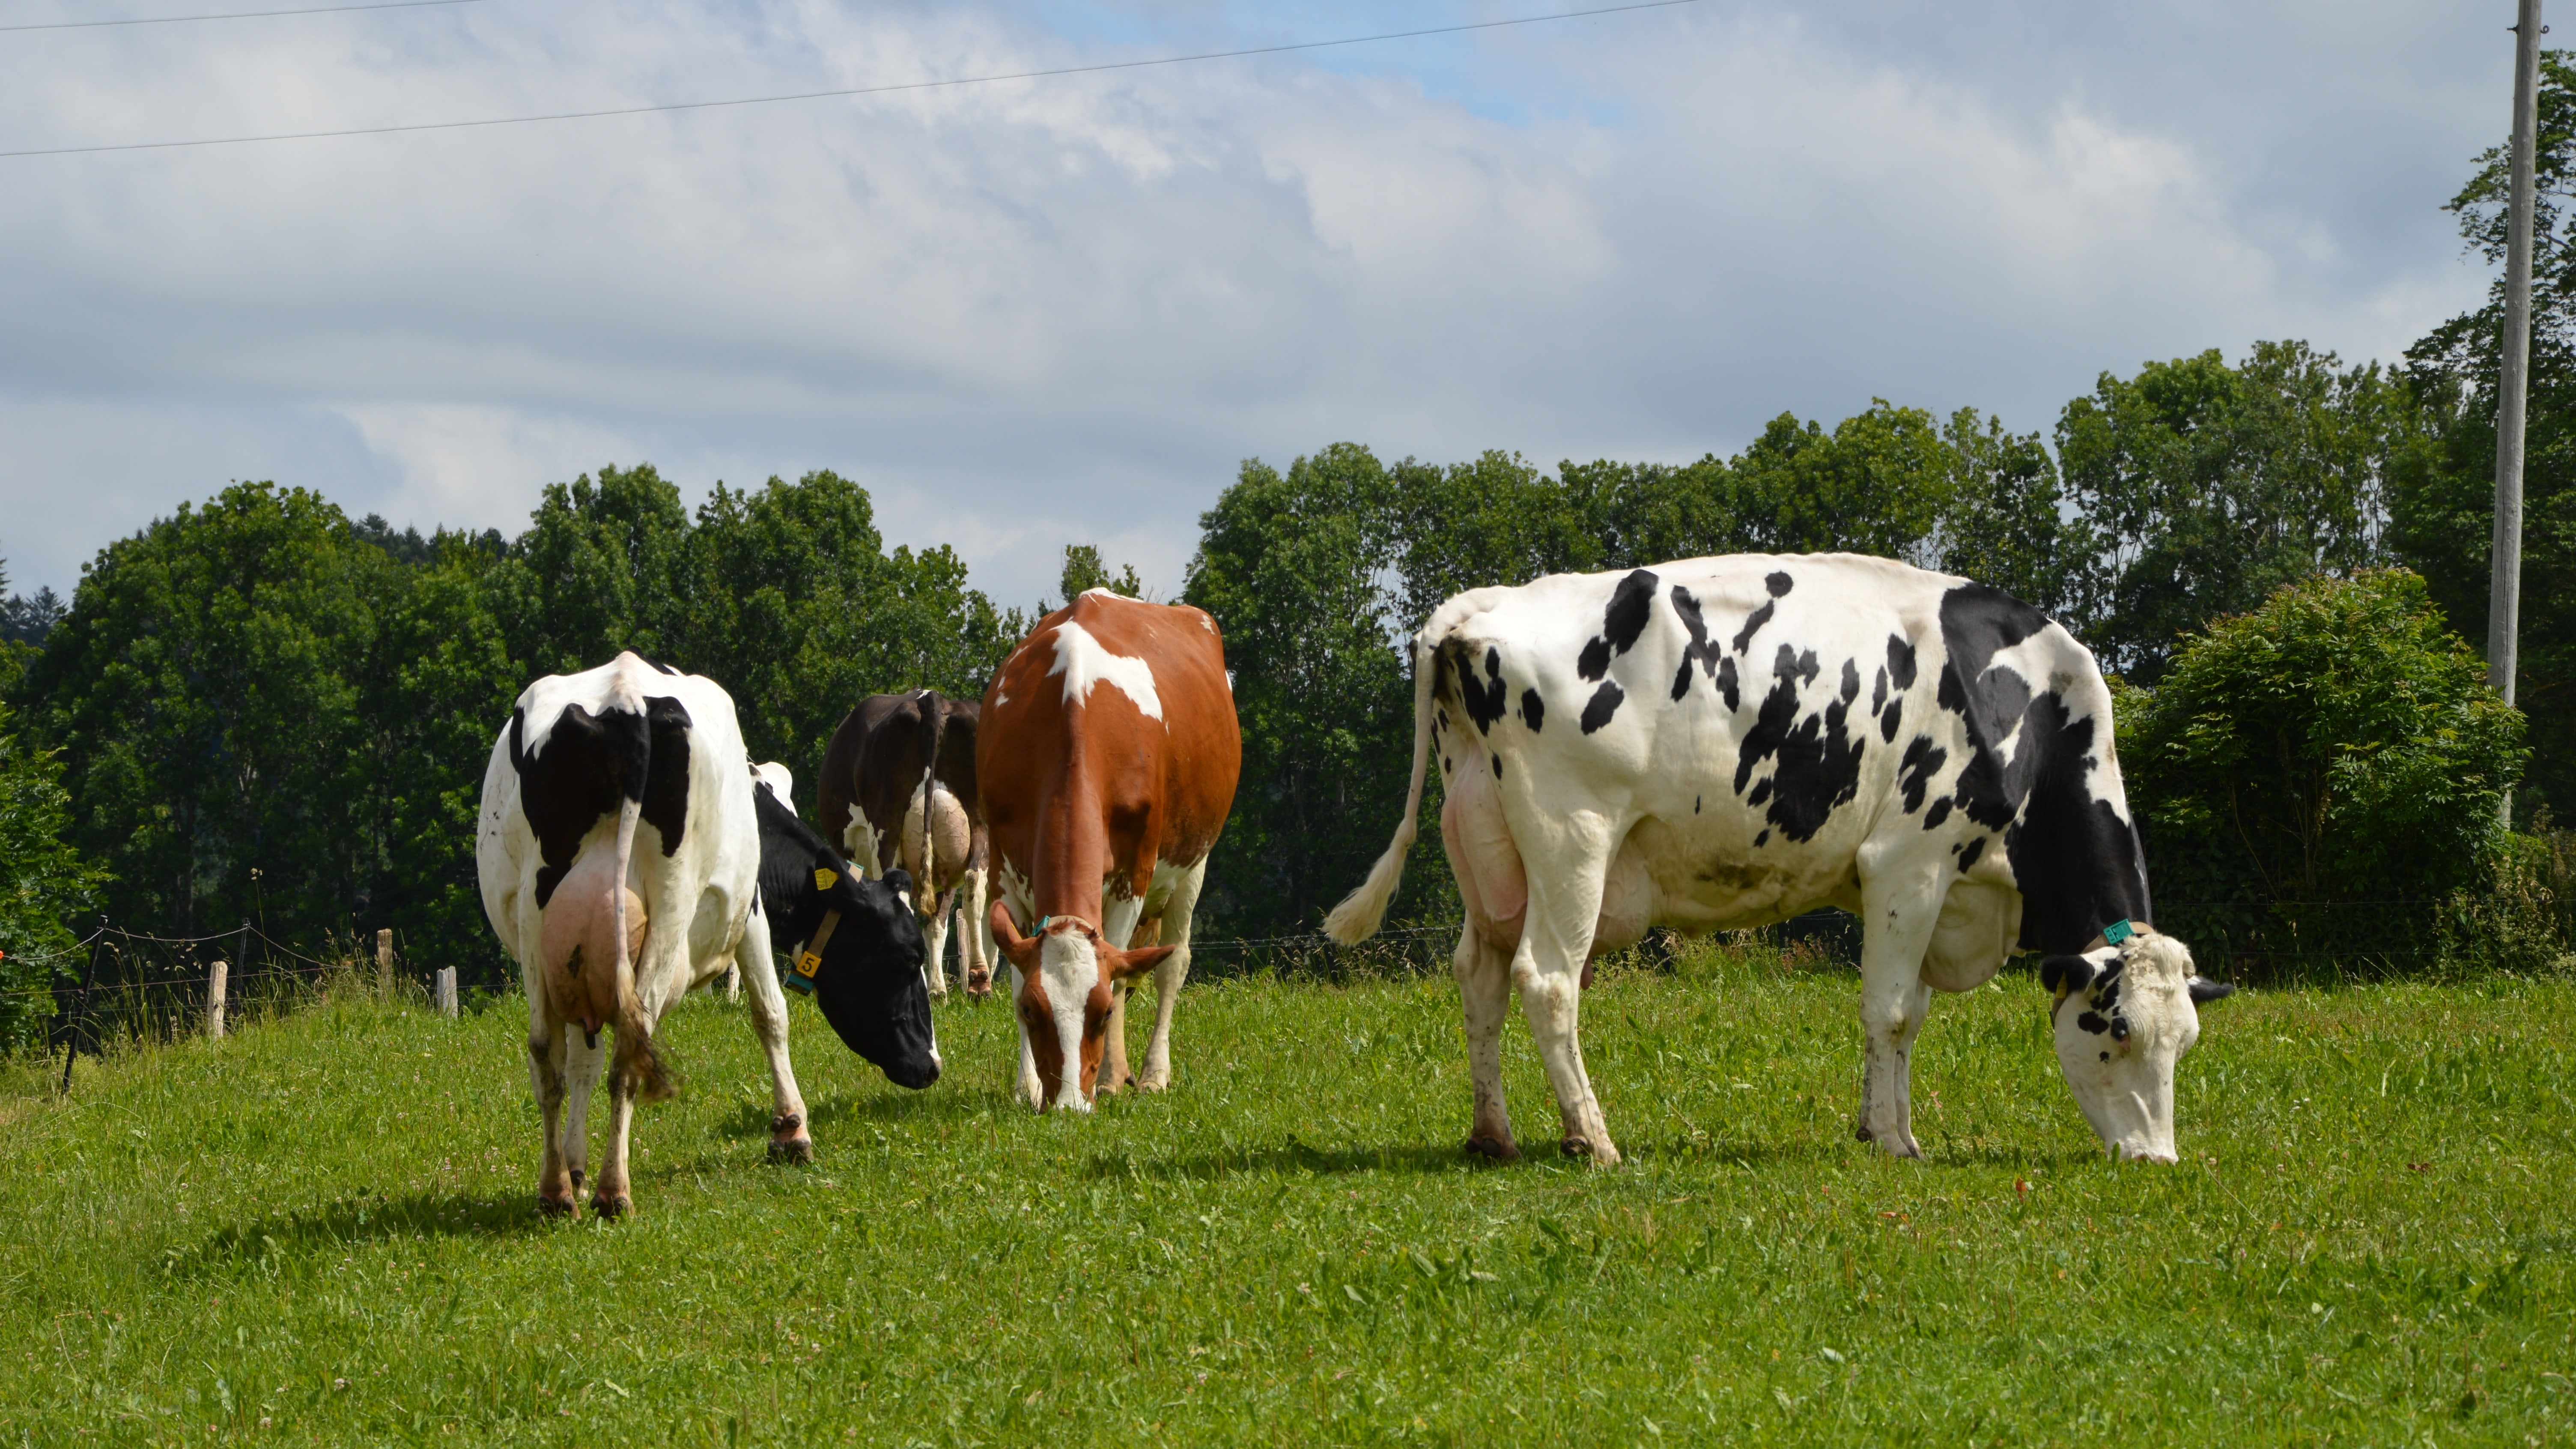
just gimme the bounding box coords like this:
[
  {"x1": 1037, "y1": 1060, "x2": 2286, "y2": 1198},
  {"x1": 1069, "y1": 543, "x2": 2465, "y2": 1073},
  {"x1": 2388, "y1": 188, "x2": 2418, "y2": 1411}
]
[
  {"x1": 0, "y1": 0, "x2": 1707, "y2": 158},
  {"x1": 0, "y1": 0, "x2": 481, "y2": 35}
]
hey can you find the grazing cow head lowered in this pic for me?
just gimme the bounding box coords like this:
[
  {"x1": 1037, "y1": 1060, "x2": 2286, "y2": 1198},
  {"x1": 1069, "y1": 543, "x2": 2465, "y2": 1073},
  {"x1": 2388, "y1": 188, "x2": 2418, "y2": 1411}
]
[
  {"x1": 2040, "y1": 931, "x2": 2235, "y2": 1162},
  {"x1": 752, "y1": 777, "x2": 939, "y2": 1089},
  {"x1": 985, "y1": 909, "x2": 1177, "y2": 1102}
]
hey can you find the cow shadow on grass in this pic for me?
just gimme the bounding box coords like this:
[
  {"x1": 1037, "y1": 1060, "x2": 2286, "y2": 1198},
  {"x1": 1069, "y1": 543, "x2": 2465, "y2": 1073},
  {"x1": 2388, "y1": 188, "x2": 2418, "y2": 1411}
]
[
  {"x1": 708, "y1": 1081, "x2": 993, "y2": 1147},
  {"x1": 1088, "y1": 1135, "x2": 1505, "y2": 1183},
  {"x1": 159, "y1": 1186, "x2": 553, "y2": 1282}
]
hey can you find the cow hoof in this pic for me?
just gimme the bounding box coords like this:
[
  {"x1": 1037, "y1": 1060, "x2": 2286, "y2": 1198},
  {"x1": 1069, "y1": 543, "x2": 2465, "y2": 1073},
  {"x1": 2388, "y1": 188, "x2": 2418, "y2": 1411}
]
[
  {"x1": 1464, "y1": 1134, "x2": 1521, "y2": 1162},
  {"x1": 590, "y1": 1193, "x2": 632, "y2": 1220},
  {"x1": 768, "y1": 1136, "x2": 815, "y2": 1165},
  {"x1": 1854, "y1": 1121, "x2": 1873, "y2": 1142},
  {"x1": 1137, "y1": 1073, "x2": 1169, "y2": 1093},
  {"x1": 537, "y1": 1192, "x2": 578, "y2": 1218},
  {"x1": 966, "y1": 974, "x2": 993, "y2": 1001},
  {"x1": 1561, "y1": 1135, "x2": 1593, "y2": 1158}
]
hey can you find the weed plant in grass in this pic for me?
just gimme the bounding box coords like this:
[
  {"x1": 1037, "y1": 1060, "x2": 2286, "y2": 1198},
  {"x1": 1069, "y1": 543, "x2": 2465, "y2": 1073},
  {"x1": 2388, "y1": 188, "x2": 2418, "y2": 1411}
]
[{"x1": 3, "y1": 943, "x2": 2570, "y2": 1444}]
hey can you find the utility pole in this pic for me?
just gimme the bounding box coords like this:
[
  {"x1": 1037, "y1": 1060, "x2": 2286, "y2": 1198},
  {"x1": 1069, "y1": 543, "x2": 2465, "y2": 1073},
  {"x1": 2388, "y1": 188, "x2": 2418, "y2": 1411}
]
[{"x1": 2493, "y1": 0, "x2": 2544, "y2": 828}]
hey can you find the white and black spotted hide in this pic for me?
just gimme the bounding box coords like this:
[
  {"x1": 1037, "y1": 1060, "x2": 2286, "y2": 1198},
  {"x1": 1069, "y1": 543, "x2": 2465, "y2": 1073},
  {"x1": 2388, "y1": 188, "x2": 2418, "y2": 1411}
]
[{"x1": 1326, "y1": 553, "x2": 2233, "y2": 1165}]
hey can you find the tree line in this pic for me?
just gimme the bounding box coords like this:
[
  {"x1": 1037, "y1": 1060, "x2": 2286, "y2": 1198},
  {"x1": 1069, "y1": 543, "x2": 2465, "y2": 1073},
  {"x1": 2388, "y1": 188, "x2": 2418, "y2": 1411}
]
[{"x1": 7, "y1": 57, "x2": 2576, "y2": 1041}]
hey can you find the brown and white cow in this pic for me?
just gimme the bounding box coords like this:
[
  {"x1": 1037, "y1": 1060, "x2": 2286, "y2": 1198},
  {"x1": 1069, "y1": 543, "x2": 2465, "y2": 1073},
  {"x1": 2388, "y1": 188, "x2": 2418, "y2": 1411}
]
[
  {"x1": 979, "y1": 591, "x2": 1241, "y2": 1110},
  {"x1": 818, "y1": 690, "x2": 993, "y2": 999}
]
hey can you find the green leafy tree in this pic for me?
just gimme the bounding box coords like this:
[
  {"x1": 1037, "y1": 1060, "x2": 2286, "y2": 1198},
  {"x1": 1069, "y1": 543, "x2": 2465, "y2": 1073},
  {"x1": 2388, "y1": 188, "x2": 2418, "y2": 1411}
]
[
  {"x1": 1720, "y1": 401, "x2": 1954, "y2": 562},
  {"x1": 2392, "y1": 49, "x2": 2576, "y2": 820},
  {"x1": 357, "y1": 536, "x2": 520, "y2": 977},
  {"x1": 0, "y1": 700, "x2": 107, "y2": 1049},
  {"x1": 22, "y1": 483, "x2": 395, "y2": 944},
  {"x1": 491, "y1": 463, "x2": 693, "y2": 679},
  {"x1": 1185, "y1": 445, "x2": 1431, "y2": 935},
  {"x1": 1050, "y1": 544, "x2": 1145, "y2": 608},
  {"x1": 2118, "y1": 569, "x2": 2525, "y2": 974},
  {"x1": 2062, "y1": 342, "x2": 2405, "y2": 683},
  {"x1": 1935, "y1": 407, "x2": 2102, "y2": 627}
]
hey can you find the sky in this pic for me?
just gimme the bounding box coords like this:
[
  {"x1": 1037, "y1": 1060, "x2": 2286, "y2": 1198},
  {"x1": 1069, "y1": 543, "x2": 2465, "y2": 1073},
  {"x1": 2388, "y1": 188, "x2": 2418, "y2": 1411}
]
[{"x1": 0, "y1": 0, "x2": 2522, "y2": 609}]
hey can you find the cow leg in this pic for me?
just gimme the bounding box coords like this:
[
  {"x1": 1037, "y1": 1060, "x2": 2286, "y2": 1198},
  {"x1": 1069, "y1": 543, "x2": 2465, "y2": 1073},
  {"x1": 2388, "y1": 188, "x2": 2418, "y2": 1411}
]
[
  {"x1": 527, "y1": 1019, "x2": 578, "y2": 1216},
  {"x1": 1855, "y1": 872, "x2": 1944, "y2": 1159},
  {"x1": 960, "y1": 867, "x2": 993, "y2": 999},
  {"x1": 1007, "y1": 960, "x2": 1046, "y2": 1109},
  {"x1": 594, "y1": 1071, "x2": 637, "y2": 1219},
  {"x1": 1453, "y1": 918, "x2": 1520, "y2": 1159},
  {"x1": 736, "y1": 905, "x2": 815, "y2": 1163},
  {"x1": 561, "y1": 1027, "x2": 605, "y2": 1201},
  {"x1": 1136, "y1": 859, "x2": 1206, "y2": 1093},
  {"x1": 1097, "y1": 893, "x2": 1150, "y2": 1093},
  {"x1": 1512, "y1": 828, "x2": 1619, "y2": 1166},
  {"x1": 921, "y1": 891, "x2": 952, "y2": 999}
]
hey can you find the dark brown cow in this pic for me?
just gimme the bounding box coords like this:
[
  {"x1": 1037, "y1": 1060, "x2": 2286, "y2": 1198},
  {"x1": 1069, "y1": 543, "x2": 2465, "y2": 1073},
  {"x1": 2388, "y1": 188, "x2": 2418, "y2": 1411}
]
[
  {"x1": 980, "y1": 591, "x2": 1240, "y2": 1110},
  {"x1": 818, "y1": 690, "x2": 993, "y2": 998}
]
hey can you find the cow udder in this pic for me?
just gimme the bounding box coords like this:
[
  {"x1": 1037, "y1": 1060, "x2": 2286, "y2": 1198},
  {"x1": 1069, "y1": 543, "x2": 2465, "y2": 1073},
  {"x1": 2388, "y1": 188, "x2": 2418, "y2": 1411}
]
[{"x1": 538, "y1": 851, "x2": 648, "y2": 1037}]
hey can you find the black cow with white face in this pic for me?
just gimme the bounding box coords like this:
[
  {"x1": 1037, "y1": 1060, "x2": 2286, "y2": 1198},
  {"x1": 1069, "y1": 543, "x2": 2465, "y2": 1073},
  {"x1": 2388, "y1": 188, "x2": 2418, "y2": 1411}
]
[
  {"x1": 751, "y1": 771, "x2": 940, "y2": 1089},
  {"x1": 1326, "y1": 554, "x2": 2233, "y2": 1166}
]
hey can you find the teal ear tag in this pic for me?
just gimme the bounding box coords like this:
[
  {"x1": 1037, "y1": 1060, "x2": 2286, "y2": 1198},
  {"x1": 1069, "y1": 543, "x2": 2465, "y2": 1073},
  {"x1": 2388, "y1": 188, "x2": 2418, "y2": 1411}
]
[{"x1": 2102, "y1": 919, "x2": 2135, "y2": 947}]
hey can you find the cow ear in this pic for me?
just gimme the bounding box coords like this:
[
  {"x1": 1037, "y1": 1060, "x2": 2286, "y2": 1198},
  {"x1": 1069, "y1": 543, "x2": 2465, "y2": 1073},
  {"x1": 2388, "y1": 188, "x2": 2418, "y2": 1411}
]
[
  {"x1": 1108, "y1": 943, "x2": 1178, "y2": 982},
  {"x1": 2039, "y1": 955, "x2": 2094, "y2": 995},
  {"x1": 987, "y1": 900, "x2": 1040, "y2": 971},
  {"x1": 2187, "y1": 977, "x2": 2236, "y2": 1006}
]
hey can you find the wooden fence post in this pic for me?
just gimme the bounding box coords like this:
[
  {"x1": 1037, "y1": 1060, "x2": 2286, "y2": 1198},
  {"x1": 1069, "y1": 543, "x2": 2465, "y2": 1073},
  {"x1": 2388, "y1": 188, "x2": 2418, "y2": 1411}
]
[
  {"x1": 207, "y1": 959, "x2": 228, "y2": 1040},
  {"x1": 376, "y1": 929, "x2": 394, "y2": 1001},
  {"x1": 434, "y1": 966, "x2": 458, "y2": 1019}
]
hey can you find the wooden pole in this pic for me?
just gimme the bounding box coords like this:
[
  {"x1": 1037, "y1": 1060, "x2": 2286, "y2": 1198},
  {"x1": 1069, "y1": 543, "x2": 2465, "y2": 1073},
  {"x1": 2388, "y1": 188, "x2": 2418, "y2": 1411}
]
[
  {"x1": 2493, "y1": 0, "x2": 2544, "y2": 825},
  {"x1": 206, "y1": 959, "x2": 228, "y2": 1040},
  {"x1": 376, "y1": 928, "x2": 394, "y2": 1001},
  {"x1": 434, "y1": 966, "x2": 458, "y2": 1019}
]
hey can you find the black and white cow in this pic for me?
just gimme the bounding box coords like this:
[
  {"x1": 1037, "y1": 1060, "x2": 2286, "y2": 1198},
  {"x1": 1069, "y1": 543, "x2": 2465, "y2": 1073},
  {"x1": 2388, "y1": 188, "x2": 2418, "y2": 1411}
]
[
  {"x1": 751, "y1": 771, "x2": 940, "y2": 1085},
  {"x1": 1325, "y1": 555, "x2": 2234, "y2": 1165},
  {"x1": 477, "y1": 653, "x2": 927, "y2": 1219}
]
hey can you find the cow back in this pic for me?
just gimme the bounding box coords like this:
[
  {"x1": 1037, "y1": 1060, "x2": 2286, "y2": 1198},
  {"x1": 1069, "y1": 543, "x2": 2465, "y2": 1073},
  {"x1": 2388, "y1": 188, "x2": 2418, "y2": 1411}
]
[{"x1": 979, "y1": 592, "x2": 1240, "y2": 917}]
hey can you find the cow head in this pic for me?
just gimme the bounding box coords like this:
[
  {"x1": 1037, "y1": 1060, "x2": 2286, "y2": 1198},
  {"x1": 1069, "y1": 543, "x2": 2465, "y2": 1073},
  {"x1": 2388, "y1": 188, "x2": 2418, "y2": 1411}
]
[
  {"x1": 2039, "y1": 932, "x2": 2233, "y2": 1162},
  {"x1": 804, "y1": 866, "x2": 940, "y2": 1089},
  {"x1": 988, "y1": 904, "x2": 1176, "y2": 1110}
]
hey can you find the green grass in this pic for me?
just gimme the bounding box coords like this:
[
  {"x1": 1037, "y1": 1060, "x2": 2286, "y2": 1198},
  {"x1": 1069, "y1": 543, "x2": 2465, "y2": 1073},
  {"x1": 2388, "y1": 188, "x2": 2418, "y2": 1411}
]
[{"x1": 4, "y1": 947, "x2": 2572, "y2": 1445}]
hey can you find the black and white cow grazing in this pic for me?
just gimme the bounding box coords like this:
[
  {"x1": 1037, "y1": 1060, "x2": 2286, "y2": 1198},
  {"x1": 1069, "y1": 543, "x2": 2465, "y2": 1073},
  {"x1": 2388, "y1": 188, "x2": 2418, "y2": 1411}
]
[
  {"x1": 750, "y1": 772, "x2": 940, "y2": 1087},
  {"x1": 1325, "y1": 555, "x2": 2234, "y2": 1165},
  {"x1": 477, "y1": 652, "x2": 814, "y2": 1219}
]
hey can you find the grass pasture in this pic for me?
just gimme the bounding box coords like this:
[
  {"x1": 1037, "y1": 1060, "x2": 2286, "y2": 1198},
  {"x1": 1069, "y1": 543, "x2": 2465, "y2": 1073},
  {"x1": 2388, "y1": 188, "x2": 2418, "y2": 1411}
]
[{"x1": 4, "y1": 946, "x2": 2572, "y2": 1445}]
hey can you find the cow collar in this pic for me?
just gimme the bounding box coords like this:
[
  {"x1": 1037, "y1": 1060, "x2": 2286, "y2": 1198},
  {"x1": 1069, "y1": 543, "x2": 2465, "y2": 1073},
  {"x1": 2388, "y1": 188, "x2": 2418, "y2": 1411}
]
[{"x1": 787, "y1": 908, "x2": 845, "y2": 995}]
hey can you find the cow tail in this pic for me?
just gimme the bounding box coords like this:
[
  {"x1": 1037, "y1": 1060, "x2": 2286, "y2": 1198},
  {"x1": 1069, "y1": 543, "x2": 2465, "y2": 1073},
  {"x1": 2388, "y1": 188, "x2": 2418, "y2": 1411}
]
[
  {"x1": 1324, "y1": 629, "x2": 1436, "y2": 945},
  {"x1": 608, "y1": 795, "x2": 674, "y2": 1103},
  {"x1": 916, "y1": 690, "x2": 946, "y2": 913}
]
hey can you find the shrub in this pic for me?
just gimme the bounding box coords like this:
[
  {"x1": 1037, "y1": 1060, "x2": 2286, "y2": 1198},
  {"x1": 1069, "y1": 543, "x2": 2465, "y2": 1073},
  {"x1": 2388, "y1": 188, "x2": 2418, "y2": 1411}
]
[
  {"x1": 2117, "y1": 568, "x2": 2526, "y2": 976},
  {"x1": 0, "y1": 702, "x2": 107, "y2": 1049}
]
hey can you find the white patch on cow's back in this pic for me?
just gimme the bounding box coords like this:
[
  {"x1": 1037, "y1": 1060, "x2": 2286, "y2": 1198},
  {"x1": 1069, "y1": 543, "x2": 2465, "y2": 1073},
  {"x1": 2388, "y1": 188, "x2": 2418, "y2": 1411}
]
[{"x1": 1048, "y1": 621, "x2": 1163, "y2": 721}]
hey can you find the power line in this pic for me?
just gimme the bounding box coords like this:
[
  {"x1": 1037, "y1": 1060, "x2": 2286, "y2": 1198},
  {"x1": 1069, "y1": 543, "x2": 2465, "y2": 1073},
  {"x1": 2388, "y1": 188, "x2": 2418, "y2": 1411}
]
[
  {"x1": 0, "y1": 0, "x2": 1704, "y2": 159},
  {"x1": 0, "y1": 0, "x2": 483, "y2": 34}
]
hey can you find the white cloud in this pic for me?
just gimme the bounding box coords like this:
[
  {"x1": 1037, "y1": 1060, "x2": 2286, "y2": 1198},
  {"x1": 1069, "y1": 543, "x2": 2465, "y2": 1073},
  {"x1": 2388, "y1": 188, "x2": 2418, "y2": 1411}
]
[{"x1": 0, "y1": 0, "x2": 2506, "y2": 607}]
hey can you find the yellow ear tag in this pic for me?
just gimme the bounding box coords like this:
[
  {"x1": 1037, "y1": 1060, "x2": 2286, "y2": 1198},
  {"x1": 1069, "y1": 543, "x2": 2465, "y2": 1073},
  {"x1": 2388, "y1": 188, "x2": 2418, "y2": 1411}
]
[{"x1": 813, "y1": 867, "x2": 838, "y2": 892}]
